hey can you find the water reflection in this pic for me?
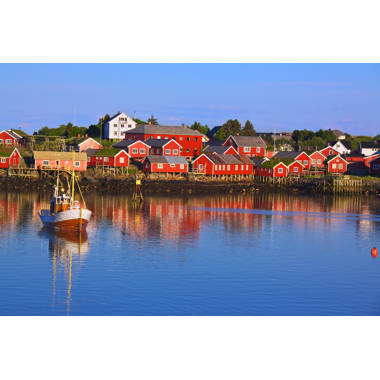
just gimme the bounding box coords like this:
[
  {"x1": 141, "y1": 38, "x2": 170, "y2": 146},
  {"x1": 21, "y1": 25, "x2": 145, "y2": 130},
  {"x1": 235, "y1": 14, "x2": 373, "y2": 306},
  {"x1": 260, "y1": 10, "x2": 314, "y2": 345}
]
[
  {"x1": 1, "y1": 191, "x2": 380, "y2": 245},
  {"x1": 1, "y1": 190, "x2": 380, "y2": 315},
  {"x1": 39, "y1": 228, "x2": 89, "y2": 315}
]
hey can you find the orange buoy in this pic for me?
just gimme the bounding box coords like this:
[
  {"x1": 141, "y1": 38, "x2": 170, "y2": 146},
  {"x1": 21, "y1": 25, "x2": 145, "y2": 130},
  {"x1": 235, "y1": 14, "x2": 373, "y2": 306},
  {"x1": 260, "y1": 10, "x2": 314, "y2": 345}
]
[{"x1": 371, "y1": 247, "x2": 378, "y2": 258}]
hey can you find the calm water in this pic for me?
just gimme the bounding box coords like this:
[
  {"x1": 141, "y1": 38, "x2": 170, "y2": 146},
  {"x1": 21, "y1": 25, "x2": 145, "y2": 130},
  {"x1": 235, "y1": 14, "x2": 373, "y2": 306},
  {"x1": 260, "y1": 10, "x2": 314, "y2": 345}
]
[{"x1": 1, "y1": 191, "x2": 380, "y2": 315}]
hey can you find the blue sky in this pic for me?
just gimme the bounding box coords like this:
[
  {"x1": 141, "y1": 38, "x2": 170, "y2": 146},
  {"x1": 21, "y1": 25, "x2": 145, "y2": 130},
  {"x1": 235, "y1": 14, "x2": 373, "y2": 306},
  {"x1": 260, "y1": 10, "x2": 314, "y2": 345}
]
[{"x1": 0, "y1": 63, "x2": 379, "y2": 135}]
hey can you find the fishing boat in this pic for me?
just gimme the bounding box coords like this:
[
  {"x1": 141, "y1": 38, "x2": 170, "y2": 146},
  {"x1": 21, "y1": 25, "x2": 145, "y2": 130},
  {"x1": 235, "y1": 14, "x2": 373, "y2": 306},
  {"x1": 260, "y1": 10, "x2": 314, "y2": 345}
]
[{"x1": 38, "y1": 170, "x2": 92, "y2": 231}]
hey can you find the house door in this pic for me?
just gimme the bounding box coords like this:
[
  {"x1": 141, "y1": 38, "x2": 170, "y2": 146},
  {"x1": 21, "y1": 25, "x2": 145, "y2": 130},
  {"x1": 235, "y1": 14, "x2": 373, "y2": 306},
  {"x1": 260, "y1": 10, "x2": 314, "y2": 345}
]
[{"x1": 11, "y1": 157, "x2": 17, "y2": 167}]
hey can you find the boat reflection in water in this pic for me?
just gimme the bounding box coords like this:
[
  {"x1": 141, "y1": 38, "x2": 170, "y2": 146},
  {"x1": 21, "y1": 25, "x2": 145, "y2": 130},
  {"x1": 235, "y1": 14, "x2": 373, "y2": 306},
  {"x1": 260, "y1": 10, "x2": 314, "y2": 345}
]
[{"x1": 39, "y1": 228, "x2": 89, "y2": 315}]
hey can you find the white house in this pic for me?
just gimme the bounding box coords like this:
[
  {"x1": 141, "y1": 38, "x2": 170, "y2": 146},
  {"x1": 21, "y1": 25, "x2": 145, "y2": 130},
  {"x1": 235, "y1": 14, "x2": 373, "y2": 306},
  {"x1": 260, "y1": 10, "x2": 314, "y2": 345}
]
[
  {"x1": 327, "y1": 140, "x2": 351, "y2": 155},
  {"x1": 103, "y1": 112, "x2": 137, "y2": 140},
  {"x1": 359, "y1": 141, "x2": 380, "y2": 157}
]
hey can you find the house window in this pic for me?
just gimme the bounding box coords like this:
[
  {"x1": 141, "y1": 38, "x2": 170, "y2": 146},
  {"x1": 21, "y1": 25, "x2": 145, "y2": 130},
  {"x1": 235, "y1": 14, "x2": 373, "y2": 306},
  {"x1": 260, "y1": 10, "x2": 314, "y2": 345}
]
[
  {"x1": 170, "y1": 164, "x2": 175, "y2": 167},
  {"x1": 246, "y1": 165, "x2": 249, "y2": 170},
  {"x1": 6, "y1": 139, "x2": 12, "y2": 144},
  {"x1": 120, "y1": 157, "x2": 124, "y2": 163},
  {"x1": 311, "y1": 159, "x2": 316, "y2": 164},
  {"x1": 235, "y1": 165, "x2": 238, "y2": 170},
  {"x1": 187, "y1": 137, "x2": 190, "y2": 141},
  {"x1": 256, "y1": 147, "x2": 260, "y2": 153},
  {"x1": 241, "y1": 165, "x2": 244, "y2": 170},
  {"x1": 165, "y1": 149, "x2": 171, "y2": 155},
  {"x1": 1, "y1": 158, "x2": 6, "y2": 163},
  {"x1": 74, "y1": 161, "x2": 80, "y2": 167},
  {"x1": 222, "y1": 165, "x2": 225, "y2": 170},
  {"x1": 186, "y1": 148, "x2": 190, "y2": 153},
  {"x1": 293, "y1": 167, "x2": 298, "y2": 172},
  {"x1": 173, "y1": 149, "x2": 178, "y2": 155},
  {"x1": 227, "y1": 165, "x2": 230, "y2": 170},
  {"x1": 87, "y1": 157, "x2": 91, "y2": 162},
  {"x1": 199, "y1": 164, "x2": 203, "y2": 170},
  {"x1": 114, "y1": 131, "x2": 117, "y2": 136},
  {"x1": 43, "y1": 160, "x2": 49, "y2": 166},
  {"x1": 157, "y1": 163, "x2": 163, "y2": 169},
  {"x1": 180, "y1": 164, "x2": 184, "y2": 169},
  {"x1": 330, "y1": 150, "x2": 333, "y2": 155},
  {"x1": 317, "y1": 159, "x2": 321, "y2": 164},
  {"x1": 157, "y1": 136, "x2": 161, "y2": 139},
  {"x1": 104, "y1": 157, "x2": 109, "y2": 162},
  {"x1": 114, "y1": 124, "x2": 117, "y2": 127},
  {"x1": 132, "y1": 148, "x2": 138, "y2": 154},
  {"x1": 180, "y1": 137, "x2": 183, "y2": 141},
  {"x1": 332, "y1": 163, "x2": 337, "y2": 169},
  {"x1": 278, "y1": 167, "x2": 283, "y2": 173},
  {"x1": 140, "y1": 148, "x2": 145, "y2": 154},
  {"x1": 303, "y1": 160, "x2": 308, "y2": 165},
  {"x1": 244, "y1": 147, "x2": 250, "y2": 153},
  {"x1": 195, "y1": 137, "x2": 198, "y2": 141},
  {"x1": 0, "y1": 139, "x2": 3, "y2": 144},
  {"x1": 338, "y1": 163, "x2": 343, "y2": 169},
  {"x1": 120, "y1": 124, "x2": 124, "y2": 128},
  {"x1": 128, "y1": 124, "x2": 132, "y2": 128}
]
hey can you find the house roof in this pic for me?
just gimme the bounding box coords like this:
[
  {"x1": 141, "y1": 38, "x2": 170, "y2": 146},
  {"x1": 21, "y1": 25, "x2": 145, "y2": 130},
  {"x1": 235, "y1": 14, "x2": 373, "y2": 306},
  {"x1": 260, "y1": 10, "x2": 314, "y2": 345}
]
[
  {"x1": 33, "y1": 151, "x2": 87, "y2": 160},
  {"x1": 95, "y1": 148, "x2": 124, "y2": 157},
  {"x1": 112, "y1": 139, "x2": 149, "y2": 149},
  {"x1": 145, "y1": 155, "x2": 168, "y2": 164},
  {"x1": 1, "y1": 129, "x2": 23, "y2": 140},
  {"x1": 360, "y1": 141, "x2": 380, "y2": 149},
  {"x1": 203, "y1": 145, "x2": 233, "y2": 154},
  {"x1": 200, "y1": 152, "x2": 244, "y2": 165},
  {"x1": 84, "y1": 148, "x2": 99, "y2": 157},
  {"x1": 228, "y1": 135, "x2": 267, "y2": 148},
  {"x1": 273, "y1": 151, "x2": 305, "y2": 160},
  {"x1": 329, "y1": 140, "x2": 351, "y2": 149},
  {"x1": 77, "y1": 137, "x2": 103, "y2": 147},
  {"x1": 165, "y1": 156, "x2": 188, "y2": 164},
  {"x1": 261, "y1": 159, "x2": 292, "y2": 168},
  {"x1": 124, "y1": 125, "x2": 204, "y2": 136},
  {"x1": 0, "y1": 148, "x2": 17, "y2": 157},
  {"x1": 250, "y1": 157, "x2": 268, "y2": 166},
  {"x1": 144, "y1": 137, "x2": 181, "y2": 148}
]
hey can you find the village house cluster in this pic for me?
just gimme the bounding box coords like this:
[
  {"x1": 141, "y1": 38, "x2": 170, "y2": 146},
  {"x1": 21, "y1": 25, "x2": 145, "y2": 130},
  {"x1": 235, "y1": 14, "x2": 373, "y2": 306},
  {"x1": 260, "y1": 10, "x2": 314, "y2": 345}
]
[{"x1": 1, "y1": 114, "x2": 380, "y2": 178}]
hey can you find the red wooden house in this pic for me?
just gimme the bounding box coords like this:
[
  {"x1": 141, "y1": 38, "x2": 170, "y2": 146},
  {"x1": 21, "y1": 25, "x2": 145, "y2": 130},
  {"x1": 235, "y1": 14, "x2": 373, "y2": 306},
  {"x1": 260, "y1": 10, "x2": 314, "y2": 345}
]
[
  {"x1": 0, "y1": 130, "x2": 23, "y2": 146},
  {"x1": 254, "y1": 160, "x2": 288, "y2": 178},
  {"x1": 124, "y1": 125, "x2": 203, "y2": 159},
  {"x1": 191, "y1": 152, "x2": 253, "y2": 175},
  {"x1": 287, "y1": 161, "x2": 305, "y2": 175},
  {"x1": 144, "y1": 138, "x2": 182, "y2": 156},
  {"x1": 223, "y1": 135, "x2": 267, "y2": 157},
  {"x1": 320, "y1": 146, "x2": 339, "y2": 158},
  {"x1": 309, "y1": 151, "x2": 327, "y2": 168},
  {"x1": 327, "y1": 155, "x2": 348, "y2": 174},
  {"x1": 369, "y1": 156, "x2": 380, "y2": 176},
  {"x1": 113, "y1": 139, "x2": 150, "y2": 160},
  {"x1": 0, "y1": 148, "x2": 22, "y2": 169},
  {"x1": 87, "y1": 148, "x2": 130, "y2": 168},
  {"x1": 273, "y1": 151, "x2": 311, "y2": 170},
  {"x1": 143, "y1": 155, "x2": 189, "y2": 174}
]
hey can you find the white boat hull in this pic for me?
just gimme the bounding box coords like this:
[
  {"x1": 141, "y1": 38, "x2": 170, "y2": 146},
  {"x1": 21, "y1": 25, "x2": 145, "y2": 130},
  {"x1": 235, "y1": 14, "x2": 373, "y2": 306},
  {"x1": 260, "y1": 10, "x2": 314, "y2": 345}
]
[{"x1": 39, "y1": 208, "x2": 92, "y2": 231}]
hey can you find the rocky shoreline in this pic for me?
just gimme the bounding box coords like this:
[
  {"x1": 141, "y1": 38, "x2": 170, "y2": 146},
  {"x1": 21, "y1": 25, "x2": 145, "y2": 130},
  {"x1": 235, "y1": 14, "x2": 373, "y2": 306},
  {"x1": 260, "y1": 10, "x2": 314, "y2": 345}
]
[{"x1": 1, "y1": 173, "x2": 380, "y2": 196}]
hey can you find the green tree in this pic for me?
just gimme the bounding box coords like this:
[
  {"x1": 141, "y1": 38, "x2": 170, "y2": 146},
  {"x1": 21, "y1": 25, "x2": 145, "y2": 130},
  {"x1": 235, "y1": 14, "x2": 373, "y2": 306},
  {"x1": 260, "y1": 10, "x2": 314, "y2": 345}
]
[
  {"x1": 214, "y1": 127, "x2": 228, "y2": 141},
  {"x1": 190, "y1": 121, "x2": 210, "y2": 136},
  {"x1": 241, "y1": 120, "x2": 256, "y2": 136},
  {"x1": 133, "y1": 118, "x2": 147, "y2": 125},
  {"x1": 148, "y1": 115, "x2": 158, "y2": 125}
]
